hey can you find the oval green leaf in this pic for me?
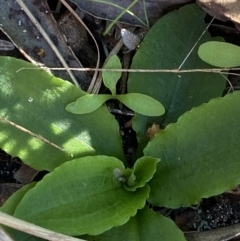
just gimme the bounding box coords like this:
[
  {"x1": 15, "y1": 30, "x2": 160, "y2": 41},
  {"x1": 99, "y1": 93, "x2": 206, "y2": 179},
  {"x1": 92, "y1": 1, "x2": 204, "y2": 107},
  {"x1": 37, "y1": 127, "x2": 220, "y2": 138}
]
[
  {"x1": 128, "y1": 4, "x2": 226, "y2": 155},
  {"x1": 85, "y1": 207, "x2": 186, "y2": 241},
  {"x1": 65, "y1": 94, "x2": 112, "y2": 114},
  {"x1": 14, "y1": 156, "x2": 149, "y2": 236},
  {"x1": 102, "y1": 55, "x2": 122, "y2": 96},
  {"x1": 198, "y1": 41, "x2": 240, "y2": 67},
  {"x1": 144, "y1": 91, "x2": 240, "y2": 208},
  {"x1": 125, "y1": 156, "x2": 160, "y2": 191},
  {"x1": 116, "y1": 93, "x2": 165, "y2": 116}
]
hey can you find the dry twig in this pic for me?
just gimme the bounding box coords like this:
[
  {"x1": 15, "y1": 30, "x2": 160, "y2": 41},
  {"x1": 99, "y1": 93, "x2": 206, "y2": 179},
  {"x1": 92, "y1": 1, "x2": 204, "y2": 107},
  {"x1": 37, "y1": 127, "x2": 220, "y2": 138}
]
[{"x1": 0, "y1": 212, "x2": 86, "y2": 241}]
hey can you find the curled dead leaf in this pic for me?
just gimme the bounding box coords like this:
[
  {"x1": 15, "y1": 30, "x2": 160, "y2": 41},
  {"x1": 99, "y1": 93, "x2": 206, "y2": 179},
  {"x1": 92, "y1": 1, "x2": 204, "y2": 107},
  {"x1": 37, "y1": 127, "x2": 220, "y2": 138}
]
[
  {"x1": 146, "y1": 123, "x2": 160, "y2": 140},
  {"x1": 196, "y1": 0, "x2": 240, "y2": 30}
]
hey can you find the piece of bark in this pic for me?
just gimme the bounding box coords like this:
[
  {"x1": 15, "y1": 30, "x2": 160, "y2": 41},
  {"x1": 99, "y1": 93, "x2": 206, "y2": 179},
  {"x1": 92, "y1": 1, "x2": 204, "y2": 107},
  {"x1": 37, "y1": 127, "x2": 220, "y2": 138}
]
[
  {"x1": 196, "y1": 0, "x2": 240, "y2": 31},
  {"x1": 57, "y1": 10, "x2": 97, "y2": 67},
  {"x1": 0, "y1": 0, "x2": 91, "y2": 90},
  {"x1": 13, "y1": 164, "x2": 38, "y2": 185},
  {"x1": 71, "y1": 0, "x2": 194, "y2": 27}
]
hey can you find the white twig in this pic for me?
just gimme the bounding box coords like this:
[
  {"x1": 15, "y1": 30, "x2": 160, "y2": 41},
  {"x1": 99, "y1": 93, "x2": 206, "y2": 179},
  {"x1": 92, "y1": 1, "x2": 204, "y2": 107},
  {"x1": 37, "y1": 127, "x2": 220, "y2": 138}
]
[
  {"x1": 0, "y1": 212, "x2": 86, "y2": 241},
  {"x1": 178, "y1": 16, "x2": 215, "y2": 70},
  {"x1": 17, "y1": 67, "x2": 239, "y2": 74},
  {"x1": 220, "y1": 72, "x2": 234, "y2": 93},
  {"x1": 0, "y1": 226, "x2": 15, "y2": 241}
]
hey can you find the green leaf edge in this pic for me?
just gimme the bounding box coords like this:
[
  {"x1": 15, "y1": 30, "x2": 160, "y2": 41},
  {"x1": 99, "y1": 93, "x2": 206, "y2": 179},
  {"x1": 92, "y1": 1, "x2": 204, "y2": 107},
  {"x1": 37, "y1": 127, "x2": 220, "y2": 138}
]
[
  {"x1": 83, "y1": 206, "x2": 187, "y2": 241},
  {"x1": 124, "y1": 156, "x2": 160, "y2": 191},
  {"x1": 144, "y1": 91, "x2": 240, "y2": 207}
]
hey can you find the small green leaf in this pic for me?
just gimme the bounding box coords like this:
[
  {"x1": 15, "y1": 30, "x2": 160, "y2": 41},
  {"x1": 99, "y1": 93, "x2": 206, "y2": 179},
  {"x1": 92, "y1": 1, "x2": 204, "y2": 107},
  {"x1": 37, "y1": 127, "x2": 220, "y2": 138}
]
[
  {"x1": 85, "y1": 207, "x2": 186, "y2": 241},
  {"x1": 102, "y1": 55, "x2": 122, "y2": 96},
  {"x1": 65, "y1": 94, "x2": 112, "y2": 114},
  {"x1": 125, "y1": 156, "x2": 160, "y2": 191},
  {"x1": 116, "y1": 93, "x2": 165, "y2": 116},
  {"x1": 14, "y1": 156, "x2": 149, "y2": 236},
  {"x1": 198, "y1": 41, "x2": 240, "y2": 67}
]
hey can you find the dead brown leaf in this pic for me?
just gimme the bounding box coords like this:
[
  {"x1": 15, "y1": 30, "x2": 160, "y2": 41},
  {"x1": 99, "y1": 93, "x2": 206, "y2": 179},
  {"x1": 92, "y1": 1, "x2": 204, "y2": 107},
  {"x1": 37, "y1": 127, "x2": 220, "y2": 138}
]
[
  {"x1": 0, "y1": 0, "x2": 91, "y2": 90},
  {"x1": 146, "y1": 123, "x2": 160, "y2": 140},
  {"x1": 197, "y1": 0, "x2": 240, "y2": 30},
  {"x1": 14, "y1": 164, "x2": 38, "y2": 185}
]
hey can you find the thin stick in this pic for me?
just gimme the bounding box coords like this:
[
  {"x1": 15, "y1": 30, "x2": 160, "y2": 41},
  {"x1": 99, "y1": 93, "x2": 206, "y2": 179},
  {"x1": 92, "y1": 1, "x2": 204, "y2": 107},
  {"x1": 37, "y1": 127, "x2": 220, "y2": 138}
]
[
  {"x1": 18, "y1": 67, "x2": 240, "y2": 74},
  {"x1": 15, "y1": 0, "x2": 80, "y2": 88},
  {"x1": 220, "y1": 72, "x2": 234, "y2": 93},
  {"x1": 0, "y1": 117, "x2": 64, "y2": 151},
  {"x1": 0, "y1": 212, "x2": 85, "y2": 241},
  {"x1": 185, "y1": 222, "x2": 240, "y2": 241},
  {"x1": 120, "y1": 52, "x2": 131, "y2": 94},
  {"x1": 0, "y1": 226, "x2": 14, "y2": 241},
  {"x1": 178, "y1": 16, "x2": 215, "y2": 70},
  {"x1": 142, "y1": 0, "x2": 149, "y2": 27},
  {"x1": 58, "y1": 0, "x2": 101, "y2": 94}
]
